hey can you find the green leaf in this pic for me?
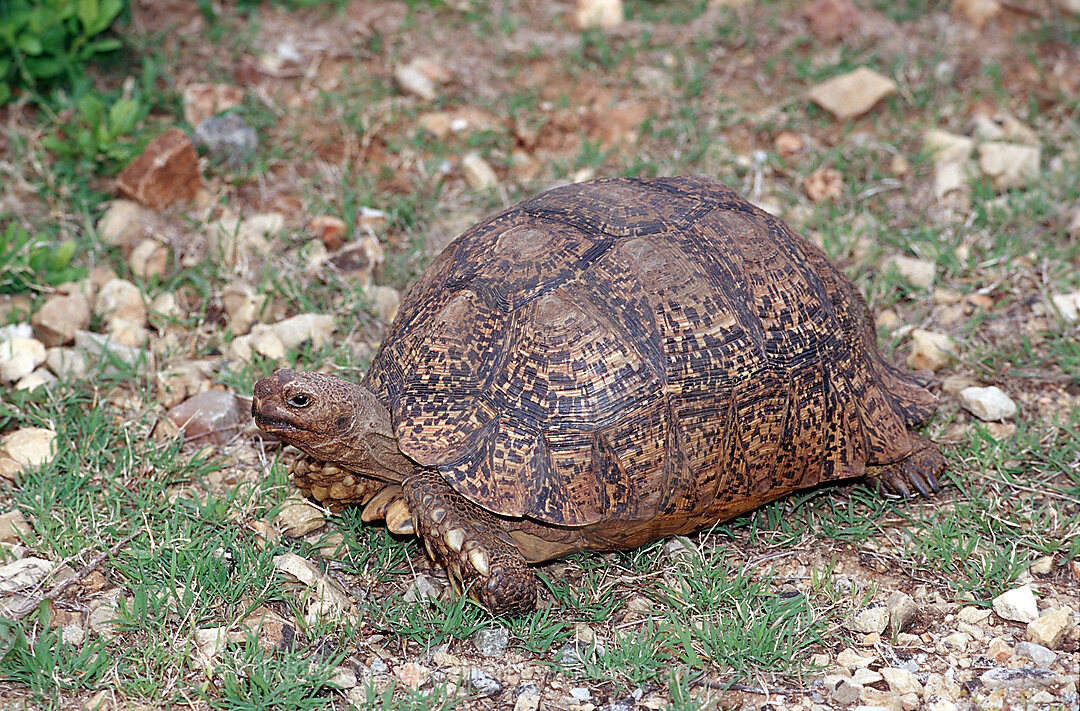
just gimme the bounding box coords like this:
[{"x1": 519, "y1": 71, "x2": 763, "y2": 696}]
[
  {"x1": 48, "y1": 242, "x2": 77, "y2": 271},
  {"x1": 78, "y1": 37, "x2": 122, "y2": 59},
  {"x1": 16, "y1": 33, "x2": 43, "y2": 55},
  {"x1": 78, "y1": 0, "x2": 101, "y2": 33},
  {"x1": 0, "y1": 83, "x2": 10, "y2": 105},
  {"x1": 108, "y1": 97, "x2": 140, "y2": 135}
]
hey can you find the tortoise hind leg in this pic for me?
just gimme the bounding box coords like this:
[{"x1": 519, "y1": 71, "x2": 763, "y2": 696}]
[
  {"x1": 403, "y1": 468, "x2": 537, "y2": 616},
  {"x1": 866, "y1": 435, "x2": 945, "y2": 499}
]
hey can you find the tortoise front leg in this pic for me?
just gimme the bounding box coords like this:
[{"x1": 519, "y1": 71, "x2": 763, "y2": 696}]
[{"x1": 403, "y1": 468, "x2": 537, "y2": 616}]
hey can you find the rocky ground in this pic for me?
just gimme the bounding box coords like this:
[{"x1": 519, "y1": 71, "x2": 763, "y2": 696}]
[{"x1": 1, "y1": 0, "x2": 1078, "y2": 709}]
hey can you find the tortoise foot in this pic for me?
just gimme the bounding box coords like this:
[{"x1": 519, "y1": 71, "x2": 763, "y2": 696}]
[
  {"x1": 288, "y1": 453, "x2": 389, "y2": 513},
  {"x1": 404, "y1": 469, "x2": 536, "y2": 616},
  {"x1": 868, "y1": 436, "x2": 945, "y2": 499}
]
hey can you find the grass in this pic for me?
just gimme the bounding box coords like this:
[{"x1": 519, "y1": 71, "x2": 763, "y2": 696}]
[{"x1": 2, "y1": 0, "x2": 1078, "y2": 709}]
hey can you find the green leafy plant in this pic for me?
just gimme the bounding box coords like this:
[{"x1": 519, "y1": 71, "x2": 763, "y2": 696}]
[
  {"x1": 40, "y1": 92, "x2": 145, "y2": 174},
  {"x1": 0, "y1": 223, "x2": 85, "y2": 295},
  {"x1": 0, "y1": 0, "x2": 127, "y2": 104}
]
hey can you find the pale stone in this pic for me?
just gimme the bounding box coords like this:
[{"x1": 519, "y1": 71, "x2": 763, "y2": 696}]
[
  {"x1": 807, "y1": 67, "x2": 898, "y2": 121},
  {"x1": 402, "y1": 574, "x2": 442, "y2": 603},
  {"x1": 166, "y1": 390, "x2": 247, "y2": 445},
  {"x1": 328, "y1": 666, "x2": 358, "y2": 689},
  {"x1": 979, "y1": 666, "x2": 1065, "y2": 689},
  {"x1": 881, "y1": 667, "x2": 923, "y2": 695},
  {"x1": 942, "y1": 631, "x2": 971, "y2": 651},
  {"x1": 1068, "y1": 205, "x2": 1080, "y2": 238},
  {"x1": 1015, "y1": 641, "x2": 1056, "y2": 668},
  {"x1": 473, "y1": 627, "x2": 510, "y2": 658},
  {"x1": 953, "y1": 0, "x2": 1001, "y2": 28},
  {"x1": 418, "y1": 111, "x2": 454, "y2": 139},
  {"x1": 150, "y1": 292, "x2": 183, "y2": 322},
  {"x1": 924, "y1": 130, "x2": 975, "y2": 163},
  {"x1": 883, "y1": 255, "x2": 935, "y2": 289},
  {"x1": 96, "y1": 200, "x2": 160, "y2": 251},
  {"x1": 394, "y1": 63, "x2": 436, "y2": 101},
  {"x1": 992, "y1": 585, "x2": 1039, "y2": 623},
  {"x1": 467, "y1": 667, "x2": 501, "y2": 697},
  {"x1": 1029, "y1": 556, "x2": 1054, "y2": 576},
  {"x1": 273, "y1": 497, "x2": 326, "y2": 537},
  {"x1": 95, "y1": 278, "x2": 147, "y2": 328},
  {"x1": 923, "y1": 673, "x2": 960, "y2": 702},
  {"x1": 907, "y1": 329, "x2": 956, "y2": 371},
  {"x1": 0, "y1": 510, "x2": 30, "y2": 543},
  {"x1": 74, "y1": 330, "x2": 143, "y2": 367},
  {"x1": 0, "y1": 427, "x2": 57, "y2": 467},
  {"x1": 45, "y1": 347, "x2": 90, "y2": 380},
  {"x1": 462, "y1": 153, "x2": 498, "y2": 190},
  {"x1": 193, "y1": 626, "x2": 228, "y2": 672},
  {"x1": 367, "y1": 285, "x2": 401, "y2": 323},
  {"x1": 575, "y1": 0, "x2": 624, "y2": 30},
  {"x1": 129, "y1": 239, "x2": 170, "y2": 281},
  {"x1": 852, "y1": 667, "x2": 884, "y2": 685},
  {"x1": 978, "y1": 142, "x2": 1041, "y2": 190},
  {"x1": 836, "y1": 647, "x2": 877, "y2": 669},
  {"x1": 16, "y1": 368, "x2": 55, "y2": 392},
  {"x1": 1049, "y1": 291, "x2": 1080, "y2": 322},
  {"x1": 182, "y1": 82, "x2": 244, "y2": 127},
  {"x1": 32, "y1": 293, "x2": 90, "y2": 347},
  {"x1": 886, "y1": 591, "x2": 919, "y2": 633},
  {"x1": 0, "y1": 337, "x2": 47, "y2": 382},
  {"x1": 959, "y1": 386, "x2": 1017, "y2": 421},
  {"x1": 271, "y1": 314, "x2": 336, "y2": 350},
  {"x1": 845, "y1": 605, "x2": 889, "y2": 634},
  {"x1": 971, "y1": 113, "x2": 1039, "y2": 145},
  {"x1": 1026, "y1": 607, "x2": 1072, "y2": 649},
  {"x1": 396, "y1": 662, "x2": 430, "y2": 689},
  {"x1": 927, "y1": 698, "x2": 957, "y2": 711},
  {"x1": 0, "y1": 557, "x2": 56, "y2": 614},
  {"x1": 934, "y1": 160, "x2": 970, "y2": 199},
  {"x1": 222, "y1": 284, "x2": 265, "y2": 335}
]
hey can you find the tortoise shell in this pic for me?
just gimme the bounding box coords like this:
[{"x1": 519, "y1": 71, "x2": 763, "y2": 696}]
[{"x1": 363, "y1": 175, "x2": 935, "y2": 529}]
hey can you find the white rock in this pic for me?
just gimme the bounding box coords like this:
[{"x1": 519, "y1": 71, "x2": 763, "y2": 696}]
[
  {"x1": 0, "y1": 337, "x2": 47, "y2": 382},
  {"x1": 222, "y1": 284, "x2": 265, "y2": 335},
  {"x1": 836, "y1": 647, "x2": 877, "y2": 669},
  {"x1": 129, "y1": 239, "x2": 170, "y2": 281},
  {"x1": 992, "y1": 585, "x2": 1039, "y2": 623},
  {"x1": 273, "y1": 497, "x2": 325, "y2": 537},
  {"x1": 1026, "y1": 607, "x2": 1073, "y2": 649},
  {"x1": 575, "y1": 0, "x2": 624, "y2": 30},
  {"x1": 845, "y1": 605, "x2": 890, "y2": 634},
  {"x1": 96, "y1": 199, "x2": 159, "y2": 251},
  {"x1": 74, "y1": 329, "x2": 143, "y2": 367},
  {"x1": 1068, "y1": 205, "x2": 1080, "y2": 238},
  {"x1": 884, "y1": 255, "x2": 936, "y2": 289},
  {"x1": 31, "y1": 293, "x2": 91, "y2": 347},
  {"x1": 971, "y1": 113, "x2": 1038, "y2": 145},
  {"x1": 95, "y1": 278, "x2": 147, "y2": 328},
  {"x1": 271, "y1": 314, "x2": 336, "y2": 350},
  {"x1": 1, "y1": 428, "x2": 57, "y2": 467},
  {"x1": 462, "y1": 153, "x2": 498, "y2": 190},
  {"x1": 942, "y1": 631, "x2": 971, "y2": 651},
  {"x1": 328, "y1": 666, "x2": 358, "y2": 689},
  {"x1": 852, "y1": 667, "x2": 884, "y2": 685},
  {"x1": 45, "y1": 347, "x2": 90, "y2": 380},
  {"x1": 193, "y1": 626, "x2": 227, "y2": 672},
  {"x1": 924, "y1": 130, "x2": 975, "y2": 163},
  {"x1": 16, "y1": 368, "x2": 56, "y2": 392},
  {"x1": 394, "y1": 63, "x2": 436, "y2": 101},
  {"x1": 367, "y1": 285, "x2": 401, "y2": 323},
  {"x1": 1015, "y1": 641, "x2": 1056, "y2": 668},
  {"x1": 882, "y1": 667, "x2": 923, "y2": 695},
  {"x1": 934, "y1": 160, "x2": 972, "y2": 198},
  {"x1": 1059, "y1": 0, "x2": 1080, "y2": 13},
  {"x1": 978, "y1": 142, "x2": 1040, "y2": 190},
  {"x1": 807, "y1": 67, "x2": 898, "y2": 121},
  {"x1": 959, "y1": 386, "x2": 1017, "y2": 421},
  {"x1": 1049, "y1": 291, "x2": 1080, "y2": 322},
  {"x1": 927, "y1": 698, "x2": 957, "y2": 711},
  {"x1": 907, "y1": 329, "x2": 956, "y2": 371},
  {"x1": 150, "y1": 292, "x2": 183, "y2": 321}
]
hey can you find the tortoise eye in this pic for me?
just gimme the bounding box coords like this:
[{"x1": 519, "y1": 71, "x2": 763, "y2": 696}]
[{"x1": 287, "y1": 393, "x2": 313, "y2": 408}]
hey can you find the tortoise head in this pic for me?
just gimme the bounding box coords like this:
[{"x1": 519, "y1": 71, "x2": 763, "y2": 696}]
[{"x1": 252, "y1": 369, "x2": 407, "y2": 477}]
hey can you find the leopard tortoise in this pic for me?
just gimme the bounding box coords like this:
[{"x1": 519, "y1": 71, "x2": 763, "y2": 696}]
[{"x1": 252, "y1": 175, "x2": 945, "y2": 616}]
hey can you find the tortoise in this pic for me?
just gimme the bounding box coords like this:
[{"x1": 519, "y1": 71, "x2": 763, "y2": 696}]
[{"x1": 252, "y1": 175, "x2": 944, "y2": 616}]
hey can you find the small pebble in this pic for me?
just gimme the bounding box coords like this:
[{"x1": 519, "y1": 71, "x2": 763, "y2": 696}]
[
  {"x1": 992, "y1": 585, "x2": 1040, "y2": 623},
  {"x1": 959, "y1": 386, "x2": 1017, "y2": 421},
  {"x1": 473, "y1": 628, "x2": 510, "y2": 659}
]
